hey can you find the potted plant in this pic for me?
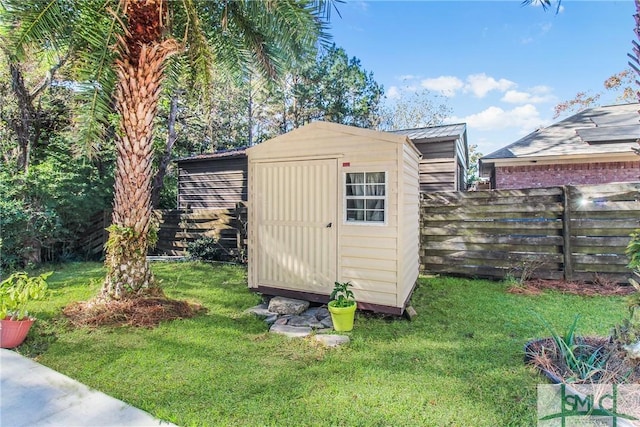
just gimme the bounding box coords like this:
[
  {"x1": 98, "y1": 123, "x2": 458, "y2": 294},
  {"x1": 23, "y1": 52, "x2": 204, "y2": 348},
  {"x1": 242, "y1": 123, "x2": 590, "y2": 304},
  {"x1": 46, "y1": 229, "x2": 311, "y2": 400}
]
[
  {"x1": 0, "y1": 271, "x2": 50, "y2": 348},
  {"x1": 328, "y1": 281, "x2": 357, "y2": 332}
]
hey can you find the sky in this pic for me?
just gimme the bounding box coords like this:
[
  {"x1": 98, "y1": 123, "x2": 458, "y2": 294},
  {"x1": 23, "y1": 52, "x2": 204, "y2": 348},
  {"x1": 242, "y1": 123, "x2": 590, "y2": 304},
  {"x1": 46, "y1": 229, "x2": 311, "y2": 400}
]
[{"x1": 327, "y1": 0, "x2": 635, "y2": 156}]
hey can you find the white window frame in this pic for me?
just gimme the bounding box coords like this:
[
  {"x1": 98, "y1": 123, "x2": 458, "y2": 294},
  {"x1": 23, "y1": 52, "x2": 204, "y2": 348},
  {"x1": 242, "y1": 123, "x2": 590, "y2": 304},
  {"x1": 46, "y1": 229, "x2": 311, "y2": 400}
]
[{"x1": 343, "y1": 171, "x2": 388, "y2": 225}]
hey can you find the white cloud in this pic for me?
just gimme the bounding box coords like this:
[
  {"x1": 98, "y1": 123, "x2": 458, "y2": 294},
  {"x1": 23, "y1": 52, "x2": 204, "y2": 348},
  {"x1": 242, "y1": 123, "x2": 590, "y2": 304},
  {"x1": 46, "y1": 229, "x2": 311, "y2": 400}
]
[
  {"x1": 398, "y1": 74, "x2": 419, "y2": 82},
  {"x1": 501, "y1": 85, "x2": 555, "y2": 104},
  {"x1": 464, "y1": 73, "x2": 516, "y2": 98},
  {"x1": 449, "y1": 104, "x2": 546, "y2": 132},
  {"x1": 386, "y1": 86, "x2": 401, "y2": 99},
  {"x1": 420, "y1": 76, "x2": 464, "y2": 97}
]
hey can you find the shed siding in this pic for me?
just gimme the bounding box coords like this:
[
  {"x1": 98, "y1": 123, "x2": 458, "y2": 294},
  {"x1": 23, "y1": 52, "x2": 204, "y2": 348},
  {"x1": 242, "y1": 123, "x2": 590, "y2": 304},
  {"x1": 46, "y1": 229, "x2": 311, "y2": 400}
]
[
  {"x1": 400, "y1": 144, "x2": 420, "y2": 307},
  {"x1": 178, "y1": 157, "x2": 247, "y2": 209},
  {"x1": 414, "y1": 140, "x2": 458, "y2": 192}
]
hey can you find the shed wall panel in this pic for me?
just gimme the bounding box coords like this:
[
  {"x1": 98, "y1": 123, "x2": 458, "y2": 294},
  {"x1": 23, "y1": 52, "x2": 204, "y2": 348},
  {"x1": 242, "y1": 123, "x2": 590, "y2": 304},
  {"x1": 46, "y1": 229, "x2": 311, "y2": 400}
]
[
  {"x1": 399, "y1": 144, "x2": 421, "y2": 307},
  {"x1": 178, "y1": 157, "x2": 247, "y2": 209}
]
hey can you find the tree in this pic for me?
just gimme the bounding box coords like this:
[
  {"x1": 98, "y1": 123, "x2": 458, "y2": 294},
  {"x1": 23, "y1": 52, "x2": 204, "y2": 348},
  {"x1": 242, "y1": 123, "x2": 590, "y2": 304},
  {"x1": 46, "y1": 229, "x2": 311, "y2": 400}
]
[
  {"x1": 378, "y1": 89, "x2": 452, "y2": 131},
  {"x1": 2, "y1": 0, "x2": 335, "y2": 300},
  {"x1": 272, "y1": 45, "x2": 384, "y2": 132},
  {"x1": 553, "y1": 69, "x2": 636, "y2": 118}
]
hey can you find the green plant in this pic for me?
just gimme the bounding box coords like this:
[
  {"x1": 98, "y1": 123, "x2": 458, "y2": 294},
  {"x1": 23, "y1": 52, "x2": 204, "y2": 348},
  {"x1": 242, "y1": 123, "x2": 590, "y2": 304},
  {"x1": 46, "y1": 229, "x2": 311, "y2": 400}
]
[
  {"x1": 0, "y1": 271, "x2": 51, "y2": 320},
  {"x1": 329, "y1": 281, "x2": 355, "y2": 308},
  {"x1": 187, "y1": 237, "x2": 224, "y2": 262},
  {"x1": 534, "y1": 313, "x2": 607, "y2": 382}
]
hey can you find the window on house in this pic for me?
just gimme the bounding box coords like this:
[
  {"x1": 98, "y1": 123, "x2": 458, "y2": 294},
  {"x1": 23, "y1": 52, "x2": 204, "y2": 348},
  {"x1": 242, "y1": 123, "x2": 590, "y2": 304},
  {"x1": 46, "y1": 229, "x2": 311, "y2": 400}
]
[{"x1": 345, "y1": 172, "x2": 386, "y2": 223}]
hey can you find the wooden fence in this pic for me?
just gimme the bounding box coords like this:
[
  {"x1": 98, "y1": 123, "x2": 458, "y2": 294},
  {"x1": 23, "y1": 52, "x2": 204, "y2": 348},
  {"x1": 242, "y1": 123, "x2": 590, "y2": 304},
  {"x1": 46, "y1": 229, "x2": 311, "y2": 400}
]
[
  {"x1": 152, "y1": 203, "x2": 247, "y2": 257},
  {"x1": 79, "y1": 203, "x2": 247, "y2": 259},
  {"x1": 80, "y1": 183, "x2": 639, "y2": 283},
  {"x1": 420, "y1": 182, "x2": 640, "y2": 283}
]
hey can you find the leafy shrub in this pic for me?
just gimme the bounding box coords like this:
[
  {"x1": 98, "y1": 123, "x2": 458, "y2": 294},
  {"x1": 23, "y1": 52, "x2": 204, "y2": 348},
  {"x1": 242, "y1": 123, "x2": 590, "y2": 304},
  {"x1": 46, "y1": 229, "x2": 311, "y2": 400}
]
[
  {"x1": 0, "y1": 139, "x2": 113, "y2": 271},
  {"x1": 187, "y1": 237, "x2": 224, "y2": 261}
]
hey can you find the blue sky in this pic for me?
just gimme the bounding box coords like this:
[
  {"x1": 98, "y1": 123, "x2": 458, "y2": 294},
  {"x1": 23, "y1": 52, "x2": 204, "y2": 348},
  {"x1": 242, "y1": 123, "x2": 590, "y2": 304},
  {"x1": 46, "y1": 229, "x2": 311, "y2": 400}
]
[{"x1": 327, "y1": 0, "x2": 635, "y2": 156}]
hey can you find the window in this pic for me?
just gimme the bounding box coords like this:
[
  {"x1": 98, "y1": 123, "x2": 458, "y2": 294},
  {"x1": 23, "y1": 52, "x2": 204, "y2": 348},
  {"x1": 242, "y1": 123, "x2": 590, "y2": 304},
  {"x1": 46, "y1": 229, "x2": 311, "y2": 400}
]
[{"x1": 345, "y1": 172, "x2": 386, "y2": 223}]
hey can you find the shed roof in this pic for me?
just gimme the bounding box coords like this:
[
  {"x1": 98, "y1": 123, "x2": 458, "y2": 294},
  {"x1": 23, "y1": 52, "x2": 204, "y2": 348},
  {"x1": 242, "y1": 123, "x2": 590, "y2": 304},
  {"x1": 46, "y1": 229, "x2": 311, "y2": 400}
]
[
  {"x1": 390, "y1": 123, "x2": 467, "y2": 141},
  {"x1": 176, "y1": 147, "x2": 247, "y2": 163},
  {"x1": 247, "y1": 121, "x2": 420, "y2": 157},
  {"x1": 482, "y1": 103, "x2": 639, "y2": 163}
]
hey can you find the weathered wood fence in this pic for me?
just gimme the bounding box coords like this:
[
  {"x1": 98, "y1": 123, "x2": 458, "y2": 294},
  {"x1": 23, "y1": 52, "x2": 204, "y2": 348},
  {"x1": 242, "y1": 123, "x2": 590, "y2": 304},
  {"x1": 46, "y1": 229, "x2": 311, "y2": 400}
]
[
  {"x1": 80, "y1": 203, "x2": 247, "y2": 259},
  {"x1": 81, "y1": 183, "x2": 639, "y2": 283},
  {"x1": 152, "y1": 203, "x2": 247, "y2": 257},
  {"x1": 421, "y1": 182, "x2": 640, "y2": 283}
]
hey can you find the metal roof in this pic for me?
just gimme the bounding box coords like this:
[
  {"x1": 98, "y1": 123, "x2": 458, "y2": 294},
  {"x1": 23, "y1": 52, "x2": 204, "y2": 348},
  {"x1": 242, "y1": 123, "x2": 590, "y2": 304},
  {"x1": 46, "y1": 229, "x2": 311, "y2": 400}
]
[
  {"x1": 481, "y1": 103, "x2": 640, "y2": 161},
  {"x1": 176, "y1": 146, "x2": 248, "y2": 163},
  {"x1": 389, "y1": 123, "x2": 466, "y2": 141}
]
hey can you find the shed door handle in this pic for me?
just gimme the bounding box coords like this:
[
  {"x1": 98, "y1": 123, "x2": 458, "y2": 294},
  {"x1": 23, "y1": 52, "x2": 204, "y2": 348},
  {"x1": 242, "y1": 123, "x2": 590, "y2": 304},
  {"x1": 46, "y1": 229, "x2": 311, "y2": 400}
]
[{"x1": 326, "y1": 222, "x2": 332, "y2": 228}]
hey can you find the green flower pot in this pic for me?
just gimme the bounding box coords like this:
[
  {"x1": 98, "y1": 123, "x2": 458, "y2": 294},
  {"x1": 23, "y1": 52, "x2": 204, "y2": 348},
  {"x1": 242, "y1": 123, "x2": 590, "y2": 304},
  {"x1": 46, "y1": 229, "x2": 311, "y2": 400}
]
[{"x1": 328, "y1": 301, "x2": 356, "y2": 332}]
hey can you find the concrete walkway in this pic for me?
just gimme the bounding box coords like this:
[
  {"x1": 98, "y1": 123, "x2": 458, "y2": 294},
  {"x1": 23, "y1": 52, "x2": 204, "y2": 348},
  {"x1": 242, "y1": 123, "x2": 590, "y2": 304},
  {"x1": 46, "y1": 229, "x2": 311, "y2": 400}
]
[{"x1": 0, "y1": 349, "x2": 176, "y2": 427}]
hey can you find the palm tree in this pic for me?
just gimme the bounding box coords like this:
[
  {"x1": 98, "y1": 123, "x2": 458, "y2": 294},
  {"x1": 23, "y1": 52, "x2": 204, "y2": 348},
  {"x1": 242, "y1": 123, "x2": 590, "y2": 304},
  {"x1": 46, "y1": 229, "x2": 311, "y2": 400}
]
[{"x1": 1, "y1": 0, "x2": 335, "y2": 300}]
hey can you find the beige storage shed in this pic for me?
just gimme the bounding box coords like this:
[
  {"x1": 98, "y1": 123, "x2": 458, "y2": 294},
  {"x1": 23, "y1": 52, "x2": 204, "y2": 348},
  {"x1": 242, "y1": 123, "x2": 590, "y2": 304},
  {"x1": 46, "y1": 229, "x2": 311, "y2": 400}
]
[{"x1": 247, "y1": 121, "x2": 421, "y2": 315}]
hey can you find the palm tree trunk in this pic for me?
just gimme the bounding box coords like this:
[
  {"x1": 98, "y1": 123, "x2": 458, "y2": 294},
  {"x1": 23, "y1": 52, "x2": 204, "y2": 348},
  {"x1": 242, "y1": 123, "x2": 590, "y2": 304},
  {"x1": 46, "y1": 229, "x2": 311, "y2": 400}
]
[{"x1": 102, "y1": 0, "x2": 179, "y2": 300}]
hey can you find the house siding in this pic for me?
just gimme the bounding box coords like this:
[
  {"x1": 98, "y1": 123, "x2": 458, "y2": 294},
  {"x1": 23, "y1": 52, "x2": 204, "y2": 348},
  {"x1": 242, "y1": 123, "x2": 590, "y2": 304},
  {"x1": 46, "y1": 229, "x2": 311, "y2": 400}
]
[{"x1": 495, "y1": 161, "x2": 640, "y2": 189}]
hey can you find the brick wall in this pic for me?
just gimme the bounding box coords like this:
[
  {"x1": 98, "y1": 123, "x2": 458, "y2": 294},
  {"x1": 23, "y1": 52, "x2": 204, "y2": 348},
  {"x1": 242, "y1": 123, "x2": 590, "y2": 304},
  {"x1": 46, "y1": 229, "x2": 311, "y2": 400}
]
[{"x1": 495, "y1": 161, "x2": 640, "y2": 189}]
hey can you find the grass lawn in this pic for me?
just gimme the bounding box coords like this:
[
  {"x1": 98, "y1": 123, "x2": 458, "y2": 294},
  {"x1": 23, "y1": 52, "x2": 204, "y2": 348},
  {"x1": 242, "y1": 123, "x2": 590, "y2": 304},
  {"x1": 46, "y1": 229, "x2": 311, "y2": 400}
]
[{"x1": 18, "y1": 261, "x2": 627, "y2": 426}]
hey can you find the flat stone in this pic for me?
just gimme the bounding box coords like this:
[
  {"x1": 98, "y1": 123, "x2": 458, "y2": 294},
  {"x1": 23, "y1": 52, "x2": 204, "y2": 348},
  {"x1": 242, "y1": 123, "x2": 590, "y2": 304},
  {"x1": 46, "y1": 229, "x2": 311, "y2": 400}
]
[
  {"x1": 269, "y1": 324, "x2": 312, "y2": 338},
  {"x1": 287, "y1": 315, "x2": 312, "y2": 327},
  {"x1": 274, "y1": 316, "x2": 289, "y2": 325},
  {"x1": 405, "y1": 306, "x2": 418, "y2": 321},
  {"x1": 315, "y1": 307, "x2": 330, "y2": 320},
  {"x1": 245, "y1": 304, "x2": 271, "y2": 317},
  {"x1": 320, "y1": 316, "x2": 334, "y2": 328},
  {"x1": 314, "y1": 334, "x2": 350, "y2": 347},
  {"x1": 301, "y1": 306, "x2": 322, "y2": 318},
  {"x1": 268, "y1": 297, "x2": 310, "y2": 315},
  {"x1": 307, "y1": 320, "x2": 325, "y2": 329},
  {"x1": 264, "y1": 314, "x2": 279, "y2": 325}
]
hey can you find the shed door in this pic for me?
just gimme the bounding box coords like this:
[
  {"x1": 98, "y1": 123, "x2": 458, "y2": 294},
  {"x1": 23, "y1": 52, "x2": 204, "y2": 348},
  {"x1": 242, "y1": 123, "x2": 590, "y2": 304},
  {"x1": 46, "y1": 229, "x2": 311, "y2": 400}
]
[{"x1": 255, "y1": 159, "x2": 337, "y2": 293}]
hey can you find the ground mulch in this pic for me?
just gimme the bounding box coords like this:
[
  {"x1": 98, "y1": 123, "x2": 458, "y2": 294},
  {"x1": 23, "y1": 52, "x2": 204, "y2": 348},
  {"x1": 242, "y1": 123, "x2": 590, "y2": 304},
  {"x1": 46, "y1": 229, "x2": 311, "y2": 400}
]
[
  {"x1": 63, "y1": 297, "x2": 206, "y2": 328},
  {"x1": 520, "y1": 278, "x2": 640, "y2": 384},
  {"x1": 526, "y1": 336, "x2": 640, "y2": 384},
  {"x1": 508, "y1": 278, "x2": 635, "y2": 297}
]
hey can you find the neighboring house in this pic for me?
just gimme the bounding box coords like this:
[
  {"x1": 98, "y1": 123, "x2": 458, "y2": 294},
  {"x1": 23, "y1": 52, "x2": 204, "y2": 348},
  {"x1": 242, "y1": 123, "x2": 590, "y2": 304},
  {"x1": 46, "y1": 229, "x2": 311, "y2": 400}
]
[
  {"x1": 176, "y1": 123, "x2": 470, "y2": 210},
  {"x1": 479, "y1": 103, "x2": 640, "y2": 190},
  {"x1": 176, "y1": 147, "x2": 247, "y2": 210},
  {"x1": 391, "y1": 123, "x2": 469, "y2": 192}
]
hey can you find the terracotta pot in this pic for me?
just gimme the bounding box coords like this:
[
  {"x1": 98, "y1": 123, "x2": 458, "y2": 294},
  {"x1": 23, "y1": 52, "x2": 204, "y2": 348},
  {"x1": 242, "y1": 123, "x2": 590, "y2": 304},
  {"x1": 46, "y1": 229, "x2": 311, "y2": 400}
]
[{"x1": 0, "y1": 318, "x2": 35, "y2": 348}]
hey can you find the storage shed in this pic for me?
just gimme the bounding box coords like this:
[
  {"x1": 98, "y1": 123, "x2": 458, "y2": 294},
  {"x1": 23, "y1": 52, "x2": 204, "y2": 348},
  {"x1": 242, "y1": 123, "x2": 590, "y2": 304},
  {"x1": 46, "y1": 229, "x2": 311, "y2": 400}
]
[
  {"x1": 392, "y1": 123, "x2": 469, "y2": 192},
  {"x1": 247, "y1": 121, "x2": 421, "y2": 314},
  {"x1": 176, "y1": 148, "x2": 247, "y2": 209}
]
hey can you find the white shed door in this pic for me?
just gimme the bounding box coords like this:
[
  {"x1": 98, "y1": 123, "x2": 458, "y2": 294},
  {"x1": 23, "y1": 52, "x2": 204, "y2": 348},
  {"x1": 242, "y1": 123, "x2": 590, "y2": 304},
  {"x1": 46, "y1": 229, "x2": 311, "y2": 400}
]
[{"x1": 255, "y1": 159, "x2": 337, "y2": 293}]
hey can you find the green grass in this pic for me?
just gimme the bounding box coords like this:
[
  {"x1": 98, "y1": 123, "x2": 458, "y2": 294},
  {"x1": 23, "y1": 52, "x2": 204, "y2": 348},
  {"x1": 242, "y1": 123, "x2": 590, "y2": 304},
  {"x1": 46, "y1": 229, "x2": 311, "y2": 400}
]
[{"x1": 16, "y1": 262, "x2": 628, "y2": 426}]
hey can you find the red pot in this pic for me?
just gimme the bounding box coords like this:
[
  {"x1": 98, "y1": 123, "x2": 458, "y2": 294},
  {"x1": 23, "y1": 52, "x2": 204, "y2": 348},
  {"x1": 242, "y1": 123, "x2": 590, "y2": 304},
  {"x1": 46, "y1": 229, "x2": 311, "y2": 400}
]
[{"x1": 0, "y1": 318, "x2": 35, "y2": 348}]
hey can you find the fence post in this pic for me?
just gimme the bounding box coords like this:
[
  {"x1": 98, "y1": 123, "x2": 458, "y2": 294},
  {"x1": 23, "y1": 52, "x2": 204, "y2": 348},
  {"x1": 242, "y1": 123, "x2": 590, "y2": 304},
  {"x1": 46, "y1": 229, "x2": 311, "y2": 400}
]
[{"x1": 562, "y1": 186, "x2": 574, "y2": 281}]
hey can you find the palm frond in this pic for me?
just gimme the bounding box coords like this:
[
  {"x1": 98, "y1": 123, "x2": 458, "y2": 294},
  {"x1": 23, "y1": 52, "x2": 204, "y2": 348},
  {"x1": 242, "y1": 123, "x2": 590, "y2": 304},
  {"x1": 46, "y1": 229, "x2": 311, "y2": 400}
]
[
  {"x1": 68, "y1": 0, "x2": 122, "y2": 158},
  {"x1": 0, "y1": 0, "x2": 74, "y2": 61}
]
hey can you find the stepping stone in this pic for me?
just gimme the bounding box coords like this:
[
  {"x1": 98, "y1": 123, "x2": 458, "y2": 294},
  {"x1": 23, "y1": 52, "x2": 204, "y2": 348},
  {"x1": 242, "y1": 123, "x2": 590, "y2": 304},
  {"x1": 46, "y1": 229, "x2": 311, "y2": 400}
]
[
  {"x1": 245, "y1": 304, "x2": 272, "y2": 317},
  {"x1": 264, "y1": 314, "x2": 279, "y2": 325},
  {"x1": 270, "y1": 324, "x2": 312, "y2": 338},
  {"x1": 307, "y1": 320, "x2": 325, "y2": 329},
  {"x1": 288, "y1": 315, "x2": 312, "y2": 327},
  {"x1": 314, "y1": 334, "x2": 350, "y2": 347},
  {"x1": 315, "y1": 307, "x2": 330, "y2": 320},
  {"x1": 268, "y1": 297, "x2": 309, "y2": 315},
  {"x1": 320, "y1": 317, "x2": 333, "y2": 328}
]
